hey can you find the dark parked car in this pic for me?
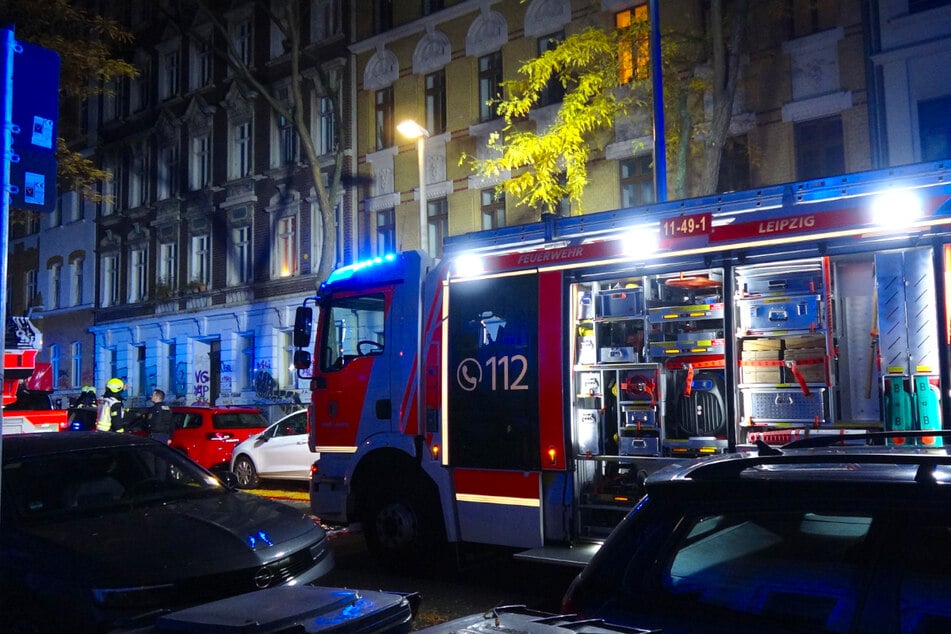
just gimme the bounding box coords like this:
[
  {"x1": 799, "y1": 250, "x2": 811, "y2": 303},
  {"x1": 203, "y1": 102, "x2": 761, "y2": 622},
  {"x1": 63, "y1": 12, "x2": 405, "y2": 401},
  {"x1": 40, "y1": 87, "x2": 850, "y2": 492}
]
[
  {"x1": 169, "y1": 405, "x2": 269, "y2": 471},
  {"x1": 1, "y1": 432, "x2": 334, "y2": 632},
  {"x1": 561, "y1": 433, "x2": 951, "y2": 633},
  {"x1": 417, "y1": 605, "x2": 658, "y2": 634}
]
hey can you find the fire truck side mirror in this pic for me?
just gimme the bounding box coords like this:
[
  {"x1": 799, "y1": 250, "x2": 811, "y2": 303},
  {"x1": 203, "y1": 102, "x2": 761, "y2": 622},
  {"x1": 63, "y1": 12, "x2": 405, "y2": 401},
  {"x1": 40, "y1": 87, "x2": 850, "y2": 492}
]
[
  {"x1": 294, "y1": 307, "x2": 313, "y2": 348},
  {"x1": 293, "y1": 350, "x2": 312, "y2": 371}
]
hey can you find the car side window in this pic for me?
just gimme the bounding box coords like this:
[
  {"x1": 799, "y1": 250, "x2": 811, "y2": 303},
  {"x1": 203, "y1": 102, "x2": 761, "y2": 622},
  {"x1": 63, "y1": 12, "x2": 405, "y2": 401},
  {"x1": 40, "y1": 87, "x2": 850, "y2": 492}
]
[
  {"x1": 897, "y1": 520, "x2": 951, "y2": 632},
  {"x1": 659, "y1": 510, "x2": 872, "y2": 632},
  {"x1": 182, "y1": 414, "x2": 203, "y2": 429}
]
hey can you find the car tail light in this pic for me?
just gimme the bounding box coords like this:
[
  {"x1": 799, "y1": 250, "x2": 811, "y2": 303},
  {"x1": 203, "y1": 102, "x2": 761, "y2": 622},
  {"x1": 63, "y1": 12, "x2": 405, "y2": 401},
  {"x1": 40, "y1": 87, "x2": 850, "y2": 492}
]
[
  {"x1": 310, "y1": 463, "x2": 319, "y2": 477},
  {"x1": 207, "y1": 431, "x2": 236, "y2": 441}
]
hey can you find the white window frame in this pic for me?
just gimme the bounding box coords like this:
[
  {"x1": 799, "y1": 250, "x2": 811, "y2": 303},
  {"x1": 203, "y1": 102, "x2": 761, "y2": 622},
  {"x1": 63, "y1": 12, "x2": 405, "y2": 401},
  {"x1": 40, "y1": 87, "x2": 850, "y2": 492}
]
[
  {"x1": 71, "y1": 341, "x2": 82, "y2": 389},
  {"x1": 318, "y1": 95, "x2": 335, "y2": 155},
  {"x1": 230, "y1": 119, "x2": 253, "y2": 179},
  {"x1": 101, "y1": 254, "x2": 119, "y2": 307},
  {"x1": 159, "y1": 241, "x2": 178, "y2": 289},
  {"x1": 49, "y1": 262, "x2": 61, "y2": 309},
  {"x1": 158, "y1": 143, "x2": 180, "y2": 200},
  {"x1": 190, "y1": 234, "x2": 210, "y2": 287},
  {"x1": 129, "y1": 247, "x2": 148, "y2": 303},
  {"x1": 230, "y1": 225, "x2": 252, "y2": 285},
  {"x1": 71, "y1": 258, "x2": 83, "y2": 306},
  {"x1": 190, "y1": 134, "x2": 211, "y2": 190},
  {"x1": 273, "y1": 214, "x2": 298, "y2": 278}
]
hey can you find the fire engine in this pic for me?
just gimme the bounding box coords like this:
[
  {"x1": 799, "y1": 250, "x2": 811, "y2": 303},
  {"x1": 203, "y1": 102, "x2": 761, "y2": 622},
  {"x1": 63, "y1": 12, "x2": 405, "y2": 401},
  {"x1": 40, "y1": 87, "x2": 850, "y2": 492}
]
[
  {"x1": 293, "y1": 160, "x2": 951, "y2": 568},
  {"x1": 2, "y1": 316, "x2": 69, "y2": 434}
]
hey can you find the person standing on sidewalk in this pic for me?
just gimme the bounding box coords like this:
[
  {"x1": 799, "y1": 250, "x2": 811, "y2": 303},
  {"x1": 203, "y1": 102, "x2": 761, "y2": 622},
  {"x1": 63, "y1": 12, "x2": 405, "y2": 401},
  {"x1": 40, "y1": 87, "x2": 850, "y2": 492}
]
[
  {"x1": 147, "y1": 388, "x2": 173, "y2": 444},
  {"x1": 96, "y1": 378, "x2": 126, "y2": 432}
]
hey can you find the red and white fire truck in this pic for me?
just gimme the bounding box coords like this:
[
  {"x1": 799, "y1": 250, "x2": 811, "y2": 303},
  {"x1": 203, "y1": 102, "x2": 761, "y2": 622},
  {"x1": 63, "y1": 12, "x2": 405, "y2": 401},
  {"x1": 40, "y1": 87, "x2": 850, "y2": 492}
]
[
  {"x1": 293, "y1": 160, "x2": 951, "y2": 568},
  {"x1": 2, "y1": 316, "x2": 69, "y2": 434}
]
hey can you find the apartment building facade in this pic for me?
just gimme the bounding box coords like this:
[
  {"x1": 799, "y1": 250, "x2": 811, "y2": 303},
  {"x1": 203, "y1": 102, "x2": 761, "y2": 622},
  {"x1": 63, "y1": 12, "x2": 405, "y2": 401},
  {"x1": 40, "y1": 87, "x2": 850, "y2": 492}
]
[{"x1": 9, "y1": 0, "x2": 950, "y2": 410}]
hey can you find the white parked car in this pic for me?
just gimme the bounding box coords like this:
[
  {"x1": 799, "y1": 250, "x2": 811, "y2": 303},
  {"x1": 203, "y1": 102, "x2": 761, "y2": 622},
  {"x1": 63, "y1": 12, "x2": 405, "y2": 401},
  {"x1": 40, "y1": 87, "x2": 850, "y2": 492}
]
[{"x1": 230, "y1": 409, "x2": 316, "y2": 488}]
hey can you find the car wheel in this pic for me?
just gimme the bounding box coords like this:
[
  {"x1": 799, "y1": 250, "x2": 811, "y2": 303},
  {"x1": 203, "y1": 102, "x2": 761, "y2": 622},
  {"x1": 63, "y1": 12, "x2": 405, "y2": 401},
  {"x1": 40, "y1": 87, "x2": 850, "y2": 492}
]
[
  {"x1": 233, "y1": 455, "x2": 259, "y2": 489},
  {"x1": 362, "y1": 475, "x2": 446, "y2": 572}
]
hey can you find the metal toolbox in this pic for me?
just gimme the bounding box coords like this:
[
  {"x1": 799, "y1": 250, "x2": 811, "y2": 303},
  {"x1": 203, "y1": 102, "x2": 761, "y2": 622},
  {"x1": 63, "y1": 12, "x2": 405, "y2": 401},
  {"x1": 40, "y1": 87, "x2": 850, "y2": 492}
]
[
  {"x1": 739, "y1": 294, "x2": 822, "y2": 333},
  {"x1": 600, "y1": 347, "x2": 638, "y2": 363},
  {"x1": 576, "y1": 409, "x2": 601, "y2": 455},
  {"x1": 743, "y1": 387, "x2": 827, "y2": 423},
  {"x1": 619, "y1": 428, "x2": 660, "y2": 455},
  {"x1": 598, "y1": 289, "x2": 643, "y2": 317},
  {"x1": 739, "y1": 271, "x2": 823, "y2": 296}
]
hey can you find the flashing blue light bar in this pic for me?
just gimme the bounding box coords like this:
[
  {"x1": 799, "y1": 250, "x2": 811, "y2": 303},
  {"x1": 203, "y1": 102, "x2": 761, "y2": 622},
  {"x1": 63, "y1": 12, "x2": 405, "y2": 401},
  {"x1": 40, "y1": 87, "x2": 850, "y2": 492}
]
[{"x1": 324, "y1": 253, "x2": 398, "y2": 285}]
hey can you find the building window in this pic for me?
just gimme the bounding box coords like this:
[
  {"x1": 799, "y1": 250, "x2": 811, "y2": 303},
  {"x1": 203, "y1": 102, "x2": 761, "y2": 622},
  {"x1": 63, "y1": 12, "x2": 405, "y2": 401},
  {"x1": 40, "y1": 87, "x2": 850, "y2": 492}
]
[
  {"x1": 319, "y1": 96, "x2": 335, "y2": 155},
  {"x1": 190, "y1": 33, "x2": 213, "y2": 90},
  {"x1": 232, "y1": 17, "x2": 252, "y2": 66},
  {"x1": 25, "y1": 212, "x2": 39, "y2": 235},
  {"x1": 919, "y1": 95, "x2": 951, "y2": 162},
  {"x1": 102, "y1": 78, "x2": 121, "y2": 123},
  {"x1": 129, "y1": 247, "x2": 147, "y2": 303},
  {"x1": 376, "y1": 207, "x2": 395, "y2": 255},
  {"x1": 425, "y1": 69, "x2": 446, "y2": 135},
  {"x1": 190, "y1": 234, "x2": 210, "y2": 287},
  {"x1": 478, "y1": 51, "x2": 503, "y2": 122},
  {"x1": 158, "y1": 143, "x2": 180, "y2": 200},
  {"x1": 71, "y1": 258, "x2": 83, "y2": 306},
  {"x1": 159, "y1": 241, "x2": 178, "y2": 290},
  {"x1": 102, "y1": 254, "x2": 119, "y2": 307},
  {"x1": 71, "y1": 341, "x2": 82, "y2": 389},
  {"x1": 130, "y1": 59, "x2": 151, "y2": 113},
  {"x1": 25, "y1": 268, "x2": 37, "y2": 307},
  {"x1": 794, "y1": 116, "x2": 844, "y2": 181},
  {"x1": 165, "y1": 340, "x2": 177, "y2": 397},
  {"x1": 231, "y1": 120, "x2": 253, "y2": 179},
  {"x1": 239, "y1": 333, "x2": 254, "y2": 392},
  {"x1": 230, "y1": 225, "x2": 252, "y2": 285},
  {"x1": 375, "y1": 86, "x2": 394, "y2": 150},
  {"x1": 270, "y1": 0, "x2": 287, "y2": 59},
  {"x1": 190, "y1": 134, "x2": 211, "y2": 190},
  {"x1": 277, "y1": 112, "x2": 298, "y2": 165},
  {"x1": 159, "y1": 48, "x2": 180, "y2": 101},
  {"x1": 129, "y1": 150, "x2": 149, "y2": 208},
  {"x1": 620, "y1": 155, "x2": 655, "y2": 207},
  {"x1": 274, "y1": 215, "x2": 298, "y2": 278},
  {"x1": 480, "y1": 189, "x2": 505, "y2": 230},
  {"x1": 538, "y1": 31, "x2": 565, "y2": 107},
  {"x1": 427, "y1": 198, "x2": 448, "y2": 257},
  {"x1": 717, "y1": 135, "x2": 751, "y2": 193},
  {"x1": 373, "y1": 0, "x2": 393, "y2": 34},
  {"x1": 49, "y1": 262, "x2": 61, "y2": 309},
  {"x1": 616, "y1": 5, "x2": 649, "y2": 84},
  {"x1": 311, "y1": 0, "x2": 342, "y2": 40}
]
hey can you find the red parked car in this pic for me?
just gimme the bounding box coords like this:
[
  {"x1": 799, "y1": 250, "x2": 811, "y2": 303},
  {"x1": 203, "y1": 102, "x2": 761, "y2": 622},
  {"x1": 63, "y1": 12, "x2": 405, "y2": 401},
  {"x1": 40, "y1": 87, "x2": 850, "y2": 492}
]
[{"x1": 169, "y1": 405, "x2": 268, "y2": 471}]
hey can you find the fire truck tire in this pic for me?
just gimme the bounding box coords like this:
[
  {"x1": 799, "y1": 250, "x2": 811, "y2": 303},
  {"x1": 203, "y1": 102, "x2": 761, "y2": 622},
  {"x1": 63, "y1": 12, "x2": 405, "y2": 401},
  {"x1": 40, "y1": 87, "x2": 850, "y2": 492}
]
[
  {"x1": 233, "y1": 455, "x2": 259, "y2": 489},
  {"x1": 362, "y1": 477, "x2": 445, "y2": 571}
]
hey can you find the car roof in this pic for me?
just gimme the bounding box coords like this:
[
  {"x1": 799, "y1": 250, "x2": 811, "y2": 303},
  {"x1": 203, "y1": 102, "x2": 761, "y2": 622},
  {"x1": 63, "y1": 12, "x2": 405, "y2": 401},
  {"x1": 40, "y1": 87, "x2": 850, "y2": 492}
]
[
  {"x1": 646, "y1": 432, "x2": 951, "y2": 492},
  {"x1": 3, "y1": 431, "x2": 155, "y2": 460}
]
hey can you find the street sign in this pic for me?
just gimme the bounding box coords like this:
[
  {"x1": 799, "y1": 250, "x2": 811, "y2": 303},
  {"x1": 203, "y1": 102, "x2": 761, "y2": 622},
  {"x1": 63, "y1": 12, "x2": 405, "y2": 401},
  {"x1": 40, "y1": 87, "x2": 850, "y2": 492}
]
[{"x1": 9, "y1": 39, "x2": 60, "y2": 214}]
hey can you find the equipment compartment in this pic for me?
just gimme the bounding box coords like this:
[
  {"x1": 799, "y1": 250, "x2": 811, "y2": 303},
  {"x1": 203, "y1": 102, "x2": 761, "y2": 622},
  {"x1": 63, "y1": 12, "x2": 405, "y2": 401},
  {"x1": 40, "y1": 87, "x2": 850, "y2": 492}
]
[
  {"x1": 739, "y1": 294, "x2": 823, "y2": 334},
  {"x1": 743, "y1": 387, "x2": 827, "y2": 424}
]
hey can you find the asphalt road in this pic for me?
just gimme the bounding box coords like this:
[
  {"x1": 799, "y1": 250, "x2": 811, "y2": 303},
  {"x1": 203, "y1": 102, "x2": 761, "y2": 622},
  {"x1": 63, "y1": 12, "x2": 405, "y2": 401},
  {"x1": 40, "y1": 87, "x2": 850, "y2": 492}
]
[{"x1": 250, "y1": 482, "x2": 581, "y2": 630}]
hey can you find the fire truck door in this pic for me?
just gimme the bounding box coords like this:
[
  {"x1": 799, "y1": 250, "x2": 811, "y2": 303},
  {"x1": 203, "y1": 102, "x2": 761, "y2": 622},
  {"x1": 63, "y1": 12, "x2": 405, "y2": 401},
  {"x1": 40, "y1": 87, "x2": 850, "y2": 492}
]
[
  {"x1": 445, "y1": 273, "x2": 545, "y2": 549},
  {"x1": 312, "y1": 291, "x2": 390, "y2": 451}
]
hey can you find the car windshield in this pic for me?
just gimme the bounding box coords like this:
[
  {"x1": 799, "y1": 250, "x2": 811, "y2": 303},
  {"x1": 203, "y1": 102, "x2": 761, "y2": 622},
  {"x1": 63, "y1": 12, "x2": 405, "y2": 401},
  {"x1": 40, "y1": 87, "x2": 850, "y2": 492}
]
[
  {"x1": 212, "y1": 412, "x2": 268, "y2": 429},
  {"x1": 2, "y1": 443, "x2": 225, "y2": 521}
]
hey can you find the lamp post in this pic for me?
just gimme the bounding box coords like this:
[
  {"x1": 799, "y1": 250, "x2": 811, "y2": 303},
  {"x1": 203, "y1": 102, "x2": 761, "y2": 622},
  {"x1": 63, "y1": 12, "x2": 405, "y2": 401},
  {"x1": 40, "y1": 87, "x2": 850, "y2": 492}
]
[{"x1": 397, "y1": 119, "x2": 430, "y2": 253}]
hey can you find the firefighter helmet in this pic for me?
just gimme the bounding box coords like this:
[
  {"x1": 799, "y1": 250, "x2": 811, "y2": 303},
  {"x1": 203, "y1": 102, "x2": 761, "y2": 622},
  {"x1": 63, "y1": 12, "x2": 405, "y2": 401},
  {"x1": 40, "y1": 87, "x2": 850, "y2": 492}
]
[
  {"x1": 81, "y1": 385, "x2": 96, "y2": 394},
  {"x1": 106, "y1": 378, "x2": 124, "y2": 392}
]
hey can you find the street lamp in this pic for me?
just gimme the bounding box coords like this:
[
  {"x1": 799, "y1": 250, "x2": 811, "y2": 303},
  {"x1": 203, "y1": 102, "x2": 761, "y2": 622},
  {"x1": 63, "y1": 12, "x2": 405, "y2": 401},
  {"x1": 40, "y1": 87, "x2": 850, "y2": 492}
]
[{"x1": 397, "y1": 119, "x2": 430, "y2": 253}]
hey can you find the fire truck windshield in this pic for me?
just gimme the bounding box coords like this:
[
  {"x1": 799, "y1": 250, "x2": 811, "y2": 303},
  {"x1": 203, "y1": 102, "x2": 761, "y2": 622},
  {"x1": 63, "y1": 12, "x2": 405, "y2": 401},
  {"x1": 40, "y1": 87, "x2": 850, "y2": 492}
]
[{"x1": 319, "y1": 293, "x2": 386, "y2": 371}]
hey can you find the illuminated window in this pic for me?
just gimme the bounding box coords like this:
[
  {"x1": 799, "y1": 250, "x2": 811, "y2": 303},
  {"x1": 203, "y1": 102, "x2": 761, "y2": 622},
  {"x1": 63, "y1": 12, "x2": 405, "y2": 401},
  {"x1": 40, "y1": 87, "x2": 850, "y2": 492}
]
[
  {"x1": 274, "y1": 215, "x2": 298, "y2": 277},
  {"x1": 616, "y1": 5, "x2": 649, "y2": 84}
]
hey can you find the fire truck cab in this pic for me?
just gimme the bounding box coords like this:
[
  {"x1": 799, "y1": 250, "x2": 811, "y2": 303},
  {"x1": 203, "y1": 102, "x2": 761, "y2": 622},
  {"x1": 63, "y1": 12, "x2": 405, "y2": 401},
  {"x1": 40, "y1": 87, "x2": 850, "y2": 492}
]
[{"x1": 295, "y1": 160, "x2": 951, "y2": 568}]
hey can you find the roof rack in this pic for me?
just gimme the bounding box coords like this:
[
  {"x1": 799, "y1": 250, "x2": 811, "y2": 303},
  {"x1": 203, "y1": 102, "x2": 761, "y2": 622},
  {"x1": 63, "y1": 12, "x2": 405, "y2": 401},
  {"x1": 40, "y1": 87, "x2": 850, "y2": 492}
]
[{"x1": 780, "y1": 429, "x2": 951, "y2": 449}]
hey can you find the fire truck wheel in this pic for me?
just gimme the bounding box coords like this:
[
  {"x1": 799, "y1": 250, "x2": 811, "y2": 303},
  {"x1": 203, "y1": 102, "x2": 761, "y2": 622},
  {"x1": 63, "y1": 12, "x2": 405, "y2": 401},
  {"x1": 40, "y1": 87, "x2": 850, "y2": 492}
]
[
  {"x1": 362, "y1": 477, "x2": 445, "y2": 571},
  {"x1": 233, "y1": 455, "x2": 259, "y2": 489}
]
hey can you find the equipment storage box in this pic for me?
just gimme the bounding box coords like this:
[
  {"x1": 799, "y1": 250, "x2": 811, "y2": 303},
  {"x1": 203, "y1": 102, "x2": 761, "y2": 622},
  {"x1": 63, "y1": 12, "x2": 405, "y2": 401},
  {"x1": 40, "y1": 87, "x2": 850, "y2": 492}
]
[
  {"x1": 739, "y1": 271, "x2": 823, "y2": 296},
  {"x1": 783, "y1": 348, "x2": 826, "y2": 383},
  {"x1": 576, "y1": 409, "x2": 601, "y2": 455},
  {"x1": 743, "y1": 387, "x2": 826, "y2": 424},
  {"x1": 739, "y1": 294, "x2": 822, "y2": 333},
  {"x1": 619, "y1": 428, "x2": 660, "y2": 455},
  {"x1": 600, "y1": 347, "x2": 638, "y2": 363},
  {"x1": 598, "y1": 288, "x2": 643, "y2": 317}
]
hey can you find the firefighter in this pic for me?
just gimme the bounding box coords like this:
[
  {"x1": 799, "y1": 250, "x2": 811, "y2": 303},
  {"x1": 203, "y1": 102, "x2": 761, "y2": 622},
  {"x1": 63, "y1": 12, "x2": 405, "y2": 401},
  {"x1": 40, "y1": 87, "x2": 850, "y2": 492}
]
[
  {"x1": 67, "y1": 385, "x2": 98, "y2": 431},
  {"x1": 96, "y1": 378, "x2": 126, "y2": 432}
]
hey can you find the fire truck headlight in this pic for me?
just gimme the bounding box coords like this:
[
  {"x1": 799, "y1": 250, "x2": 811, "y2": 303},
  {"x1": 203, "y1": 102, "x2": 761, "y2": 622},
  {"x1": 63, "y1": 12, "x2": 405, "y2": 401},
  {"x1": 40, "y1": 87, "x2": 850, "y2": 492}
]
[
  {"x1": 548, "y1": 446, "x2": 557, "y2": 465},
  {"x1": 872, "y1": 189, "x2": 922, "y2": 229},
  {"x1": 454, "y1": 254, "x2": 485, "y2": 277}
]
